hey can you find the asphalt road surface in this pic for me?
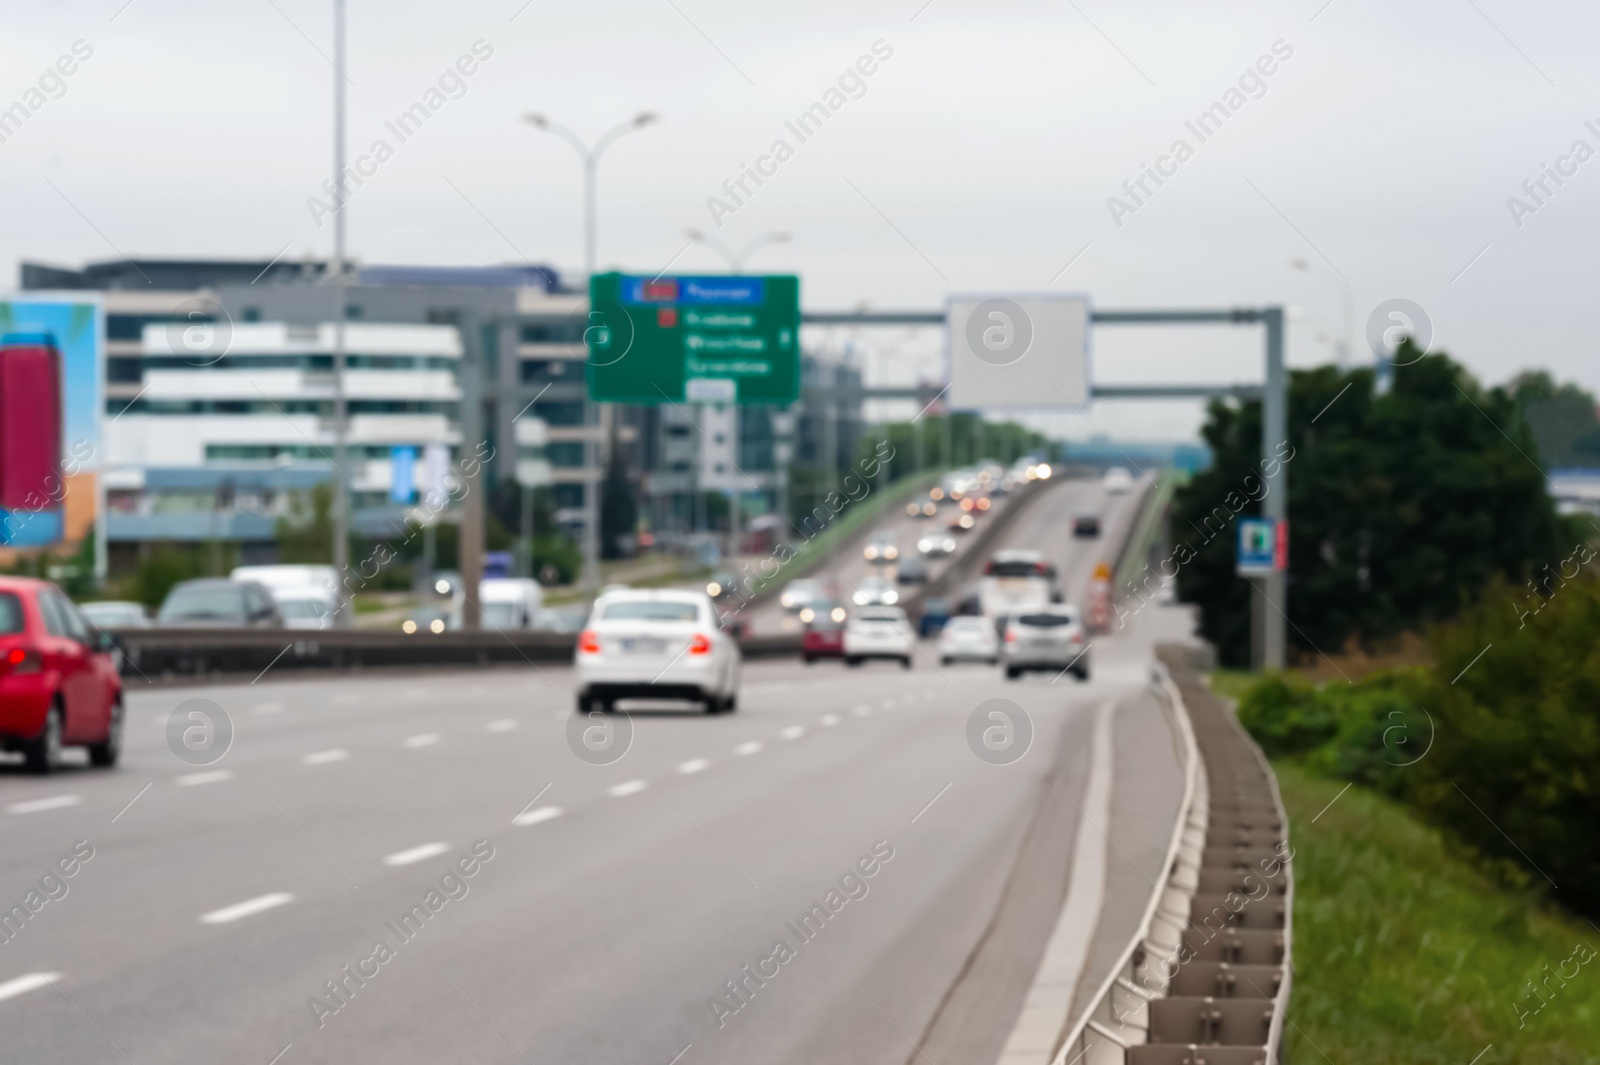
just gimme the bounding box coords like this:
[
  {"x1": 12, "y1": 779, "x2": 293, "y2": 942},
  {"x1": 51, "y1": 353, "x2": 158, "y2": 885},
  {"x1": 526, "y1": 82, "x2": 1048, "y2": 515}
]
[{"x1": 0, "y1": 478, "x2": 1170, "y2": 1065}]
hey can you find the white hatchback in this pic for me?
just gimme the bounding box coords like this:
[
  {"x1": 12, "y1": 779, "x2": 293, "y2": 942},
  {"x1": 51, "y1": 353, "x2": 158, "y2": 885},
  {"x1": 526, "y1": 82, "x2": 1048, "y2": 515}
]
[
  {"x1": 1003, "y1": 606, "x2": 1091, "y2": 681},
  {"x1": 575, "y1": 591, "x2": 742, "y2": 713},
  {"x1": 844, "y1": 606, "x2": 915, "y2": 669},
  {"x1": 939, "y1": 615, "x2": 999, "y2": 665}
]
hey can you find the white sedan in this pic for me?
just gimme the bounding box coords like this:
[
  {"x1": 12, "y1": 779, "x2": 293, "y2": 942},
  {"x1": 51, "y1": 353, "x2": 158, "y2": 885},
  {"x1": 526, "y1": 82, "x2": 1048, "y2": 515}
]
[
  {"x1": 939, "y1": 615, "x2": 999, "y2": 665},
  {"x1": 575, "y1": 590, "x2": 742, "y2": 713},
  {"x1": 844, "y1": 607, "x2": 915, "y2": 669}
]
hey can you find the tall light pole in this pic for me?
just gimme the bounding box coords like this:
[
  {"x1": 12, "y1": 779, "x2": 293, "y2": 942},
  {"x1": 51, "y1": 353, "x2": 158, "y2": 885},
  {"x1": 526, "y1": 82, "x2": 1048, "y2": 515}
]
[
  {"x1": 330, "y1": 0, "x2": 351, "y2": 627},
  {"x1": 1289, "y1": 258, "x2": 1352, "y2": 370},
  {"x1": 684, "y1": 229, "x2": 791, "y2": 274},
  {"x1": 523, "y1": 110, "x2": 658, "y2": 590}
]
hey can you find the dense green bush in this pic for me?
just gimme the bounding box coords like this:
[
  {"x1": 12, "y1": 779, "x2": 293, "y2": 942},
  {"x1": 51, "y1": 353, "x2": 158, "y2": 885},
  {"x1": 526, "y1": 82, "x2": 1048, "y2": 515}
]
[{"x1": 1235, "y1": 568, "x2": 1600, "y2": 914}]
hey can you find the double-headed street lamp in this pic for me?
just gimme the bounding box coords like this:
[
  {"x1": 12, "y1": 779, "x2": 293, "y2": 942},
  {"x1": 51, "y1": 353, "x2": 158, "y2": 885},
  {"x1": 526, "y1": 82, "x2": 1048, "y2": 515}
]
[
  {"x1": 522, "y1": 110, "x2": 658, "y2": 590},
  {"x1": 684, "y1": 229, "x2": 791, "y2": 274}
]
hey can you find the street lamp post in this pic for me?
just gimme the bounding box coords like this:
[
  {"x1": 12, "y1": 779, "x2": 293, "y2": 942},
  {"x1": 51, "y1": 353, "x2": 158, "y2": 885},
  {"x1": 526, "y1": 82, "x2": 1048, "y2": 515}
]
[
  {"x1": 684, "y1": 230, "x2": 791, "y2": 274},
  {"x1": 329, "y1": 0, "x2": 351, "y2": 628},
  {"x1": 523, "y1": 111, "x2": 658, "y2": 591}
]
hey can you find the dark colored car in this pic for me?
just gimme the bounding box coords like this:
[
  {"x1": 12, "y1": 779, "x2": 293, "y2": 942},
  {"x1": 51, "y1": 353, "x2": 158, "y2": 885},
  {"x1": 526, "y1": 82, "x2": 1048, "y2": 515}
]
[
  {"x1": 1072, "y1": 514, "x2": 1101, "y2": 538},
  {"x1": 918, "y1": 597, "x2": 951, "y2": 638},
  {"x1": 896, "y1": 558, "x2": 930, "y2": 585},
  {"x1": 0, "y1": 578, "x2": 124, "y2": 773},
  {"x1": 800, "y1": 602, "x2": 848, "y2": 663},
  {"x1": 157, "y1": 578, "x2": 283, "y2": 627}
]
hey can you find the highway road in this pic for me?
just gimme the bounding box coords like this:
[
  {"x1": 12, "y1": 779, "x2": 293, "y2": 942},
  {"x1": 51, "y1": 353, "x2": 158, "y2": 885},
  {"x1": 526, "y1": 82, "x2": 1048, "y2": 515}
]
[{"x1": 0, "y1": 477, "x2": 1181, "y2": 1065}]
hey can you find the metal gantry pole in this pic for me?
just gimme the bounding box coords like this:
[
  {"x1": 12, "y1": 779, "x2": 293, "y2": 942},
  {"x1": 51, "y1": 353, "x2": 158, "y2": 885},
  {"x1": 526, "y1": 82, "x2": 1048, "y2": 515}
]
[
  {"x1": 330, "y1": 0, "x2": 351, "y2": 628},
  {"x1": 1261, "y1": 307, "x2": 1288, "y2": 670}
]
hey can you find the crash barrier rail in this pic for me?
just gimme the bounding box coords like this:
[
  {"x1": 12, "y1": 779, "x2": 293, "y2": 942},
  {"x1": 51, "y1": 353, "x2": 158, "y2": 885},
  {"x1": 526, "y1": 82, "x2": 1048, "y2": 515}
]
[
  {"x1": 1111, "y1": 471, "x2": 1175, "y2": 603},
  {"x1": 1047, "y1": 644, "x2": 1293, "y2": 1065},
  {"x1": 115, "y1": 628, "x2": 803, "y2": 684}
]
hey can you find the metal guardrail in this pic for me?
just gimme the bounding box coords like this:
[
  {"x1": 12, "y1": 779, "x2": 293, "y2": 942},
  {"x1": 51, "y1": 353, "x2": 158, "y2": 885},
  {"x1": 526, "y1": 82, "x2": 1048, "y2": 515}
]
[
  {"x1": 115, "y1": 628, "x2": 802, "y2": 684},
  {"x1": 1046, "y1": 645, "x2": 1293, "y2": 1065}
]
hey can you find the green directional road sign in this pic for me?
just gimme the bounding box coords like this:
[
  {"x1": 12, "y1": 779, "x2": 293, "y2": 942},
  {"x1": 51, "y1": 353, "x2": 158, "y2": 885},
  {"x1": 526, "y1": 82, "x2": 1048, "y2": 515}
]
[{"x1": 585, "y1": 273, "x2": 800, "y2": 404}]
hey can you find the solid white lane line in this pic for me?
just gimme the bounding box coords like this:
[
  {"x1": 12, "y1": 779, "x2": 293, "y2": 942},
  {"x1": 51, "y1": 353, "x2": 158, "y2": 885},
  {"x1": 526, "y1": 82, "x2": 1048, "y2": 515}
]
[
  {"x1": 302, "y1": 749, "x2": 349, "y2": 766},
  {"x1": 486, "y1": 718, "x2": 517, "y2": 733},
  {"x1": 176, "y1": 769, "x2": 233, "y2": 787},
  {"x1": 607, "y1": 780, "x2": 648, "y2": 797},
  {"x1": 677, "y1": 758, "x2": 710, "y2": 775},
  {"x1": 0, "y1": 972, "x2": 61, "y2": 1004},
  {"x1": 734, "y1": 740, "x2": 763, "y2": 756},
  {"x1": 383, "y1": 842, "x2": 449, "y2": 867},
  {"x1": 200, "y1": 892, "x2": 295, "y2": 925},
  {"x1": 512, "y1": 805, "x2": 563, "y2": 827},
  {"x1": 820, "y1": 713, "x2": 840, "y2": 726},
  {"x1": 780, "y1": 726, "x2": 806, "y2": 740},
  {"x1": 403, "y1": 733, "x2": 441, "y2": 748},
  {"x1": 7, "y1": 795, "x2": 81, "y2": 815}
]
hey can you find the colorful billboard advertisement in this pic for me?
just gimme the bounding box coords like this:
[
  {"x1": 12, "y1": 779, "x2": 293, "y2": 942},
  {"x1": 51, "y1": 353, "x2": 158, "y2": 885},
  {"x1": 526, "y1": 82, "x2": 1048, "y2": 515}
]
[{"x1": 0, "y1": 295, "x2": 104, "y2": 551}]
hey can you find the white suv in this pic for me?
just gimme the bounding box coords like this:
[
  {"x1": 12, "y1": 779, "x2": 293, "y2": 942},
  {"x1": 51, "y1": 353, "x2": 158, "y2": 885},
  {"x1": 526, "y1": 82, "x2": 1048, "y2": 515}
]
[
  {"x1": 844, "y1": 606, "x2": 915, "y2": 669},
  {"x1": 575, "y1": 590, "x2": 742, "y2": 713},
  {"x1": 1003, "y1": 606, "x2": 1090, "y2": 681}
]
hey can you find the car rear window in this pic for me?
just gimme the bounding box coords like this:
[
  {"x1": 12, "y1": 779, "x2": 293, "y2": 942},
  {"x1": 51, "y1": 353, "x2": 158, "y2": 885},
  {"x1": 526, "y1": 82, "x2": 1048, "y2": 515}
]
[
  {"x1": 0, "y1": 593, "x2": 23, "y2": 634},
  {"x1": 160, "y1": 585, "x2": 246, "y2": 620},
  {"x1": 947, "y1": 618, "x2": 990, "y2": 632},
  {"x1": 857, "y1": 610, "x2": 903, "y2": 623},
  {"x1": 1017, "y1": 613, "x2": 1076, "y2": 627},
  {"x1": 602, "y1": 601, "x2": 699, "y2": 622}
]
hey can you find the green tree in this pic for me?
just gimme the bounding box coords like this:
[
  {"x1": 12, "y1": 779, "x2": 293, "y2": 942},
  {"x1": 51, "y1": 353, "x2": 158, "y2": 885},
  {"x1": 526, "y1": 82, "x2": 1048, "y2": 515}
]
[
  {"x1": 1509, "y1": 370, "x2": 1600, "y2": 469},
  {"x1": 274, "y1": 483, "x2": 334, "y2": 564},
  {"x1": 1174, "y1": 347, "x2": 1567, "y2": 666},
  {"x1": 600, "y1": 449, "x2": 638, "y2": 559}
]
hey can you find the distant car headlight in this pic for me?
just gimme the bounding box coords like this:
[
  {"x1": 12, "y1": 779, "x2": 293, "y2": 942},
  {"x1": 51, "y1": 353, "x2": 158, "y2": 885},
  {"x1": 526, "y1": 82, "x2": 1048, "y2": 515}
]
[
  {"x1": 1036, "y1": 463, "x2": 1052, "y2": 479},
  {"x1": 853, "y1": 591, "x2": 868, "y2": 605},
  {"x1": 402, "y1": 619, "x2": 417, "y2": 634},
  {"x1": 434, "y1": 579, "x2": 451, "y2": 594},
  {"x1": 884, "y1": 590, "x2": 899, "y2": 604},
  {"x1": 864, "y1": 546, "x2": 878, "y2": 560},
  {"x1": 885, "y1": 547, "x2": 898, "y2": 560},
  {"x1": 922, "y1": 502, "x2": 936, "y2": 516},
  {"x1": 799, "y1": 607, "x2": 815, "y2": 623},
  {"x1": 830, "y1": 606, "x2": 846, "y2": 623},
  {"x1": 707, "y1": 581, "x2": 723, "y2": 597},
  {"x1": 429, "y1": 618, "x2": 445, "y2": 634},
  {"x1": 781, "y1": 593, "x2": 794, "y2": 607}
]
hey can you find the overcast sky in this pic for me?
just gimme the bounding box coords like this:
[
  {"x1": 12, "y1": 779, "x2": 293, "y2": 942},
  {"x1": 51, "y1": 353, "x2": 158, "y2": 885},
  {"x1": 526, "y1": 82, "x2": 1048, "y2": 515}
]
[{"x1": 3, "y1": 0, "x2": 1597, "y2": 441}]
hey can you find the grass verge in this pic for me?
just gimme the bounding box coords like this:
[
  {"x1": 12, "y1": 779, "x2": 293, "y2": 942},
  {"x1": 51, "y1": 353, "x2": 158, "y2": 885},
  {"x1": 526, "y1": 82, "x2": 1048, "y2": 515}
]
[{"x1": 1275, "y1": 760, "x2": 1600, "y2": 1064}]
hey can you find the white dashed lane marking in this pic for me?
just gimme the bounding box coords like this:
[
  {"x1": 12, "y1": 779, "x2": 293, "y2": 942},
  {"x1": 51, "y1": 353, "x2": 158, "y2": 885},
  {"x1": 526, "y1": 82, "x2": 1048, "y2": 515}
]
[
  {"x1": 384, "y1": 842, "x2": 449, "y2": 867},
  {"x1": 176, "y1": 770, "x2": 233, "y2": 787},
  {"x1": 302, "y1": 749, "x2": 349, "y2": 766},
  {"x1": 854, "y1": 704, "x2": 871, "y2": 716},
  {"x1": 820, "y1": 713, "x2": 839, "y2": 727},
  {"x1": 734, "y1": 741, "x2": 763, "y2": 756},
  {"x1": 486, "y1": 719, "x2": 517, "y2": 733},
  {"x1": 200, "y1": 893, "x2": 295, "y2": 925},
  {"x1": 7, "y1": 795, "x2": 81, "y2": 815},
  {"x1": 608, "y1": 780, "x2": 648, "y2": 798},
  {"x1": 780, "y1": 726, "x2": 806, "y2": 740},
  {"x1": 677, "y1": 758, "x2": 710, "y2": 775},
  {"x1": 403, "y1": 733, "x2": 441, "y2": 749},
  {"x1": 0, "y1": 973, "x2": 60, "y2": 1004},
  {"x1": 513, "y1": 806, "x2": 562, "y2": 827}
]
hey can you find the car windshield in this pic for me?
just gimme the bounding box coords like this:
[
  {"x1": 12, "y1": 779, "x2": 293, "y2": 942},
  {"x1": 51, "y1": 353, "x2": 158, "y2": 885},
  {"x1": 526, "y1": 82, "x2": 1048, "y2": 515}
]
[
  {"x1": 277, "y1": 599, "x2": 328, "y2": 620},
  {"x1": 159, "y1": 586, "x2": 244, "y2": 619},
  {"x1": 1017, "y1": 613, "x2": 1076, "y2": 628},
  {"x1": 602, "y1": 600, "x2": 699, "y2": 622},
  {"x1": 82, "y1": 604, "x2": 139, "y2": 625},
  {"x1": 481, "y1": 602, "x2": 520, "y2": 628}
]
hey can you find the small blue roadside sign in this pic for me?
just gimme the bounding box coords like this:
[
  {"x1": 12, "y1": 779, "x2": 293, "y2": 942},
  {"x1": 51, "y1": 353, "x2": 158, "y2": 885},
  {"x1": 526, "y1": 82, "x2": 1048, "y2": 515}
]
[{"x1": 1237, "y1": 518, "x2": 1282, "y2": 576}]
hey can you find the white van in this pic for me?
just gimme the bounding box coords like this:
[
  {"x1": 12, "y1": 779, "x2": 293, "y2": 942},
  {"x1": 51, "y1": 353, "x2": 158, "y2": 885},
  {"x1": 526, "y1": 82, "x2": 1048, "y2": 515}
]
[
  {"x1": 231, "y1": 565, "x2": 340, "y2": 600},
  {"x1": 477, "y1": 578, "x2": 543, "y2": 631}
]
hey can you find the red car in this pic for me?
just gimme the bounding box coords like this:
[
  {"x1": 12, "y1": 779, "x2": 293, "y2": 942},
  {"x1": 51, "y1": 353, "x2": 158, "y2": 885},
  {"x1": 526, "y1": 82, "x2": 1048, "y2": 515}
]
[
  {"x1": 0, "y1": 578, "x2": 123, "y2": 773},
  {"x1": 800, "y1": 602, "x2": 848, "y2": 663}
]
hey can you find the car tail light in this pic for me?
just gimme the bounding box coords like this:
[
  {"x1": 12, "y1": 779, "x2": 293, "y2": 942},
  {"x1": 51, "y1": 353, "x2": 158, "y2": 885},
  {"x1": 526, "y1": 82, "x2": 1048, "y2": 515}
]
[
  {"x1": 3, "y1": 647, "x2": 41, "y2": 674},
  {"x1": 578, "y1": 629, "x2": 601, "y2": 654},
  {"x1": 688, "y1": 633, "x2": 712, "y2": 655},
  {"x1": 1005, "y1": 629, "x2": 1017, "y2": 643},
  {"x1": 1071, "y1": 630, "x2": 1084, "y2": 644}
]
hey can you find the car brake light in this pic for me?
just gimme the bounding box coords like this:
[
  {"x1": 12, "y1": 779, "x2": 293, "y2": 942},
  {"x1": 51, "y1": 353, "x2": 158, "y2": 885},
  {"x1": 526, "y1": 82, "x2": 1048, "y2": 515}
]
[
  {"x1": 4, "y1": 647, "x2": 41, "y2": 674},
  {"x1": 688, "y1": 633, "x2": 712, "y2": 655},
  {"x1": 578, "y1": 629, "x2": 601, "y2": 654},
  {"x1": 1005, "y1": 629, "x2": 1017, "y2": 643},
  {"x1": 1071, "y1": 631, "x2": 1084, "y2": 644},
  {"x1": 1035, "y1": 561, "x2": 1049, "y2": 575}
]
